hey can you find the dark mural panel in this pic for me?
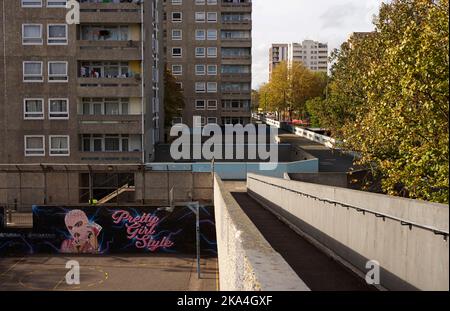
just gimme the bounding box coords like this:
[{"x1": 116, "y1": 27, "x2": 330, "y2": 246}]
[
  {"x1": 0, "y1": 205, "x2": 217, "y2": 256},
  {"x1": 0, "y1": 207, "x2": 4, "y2": 229}
]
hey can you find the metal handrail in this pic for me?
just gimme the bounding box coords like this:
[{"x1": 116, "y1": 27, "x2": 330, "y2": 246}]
[{"x1": 248, "y1": 176, "x2": 449, "y2": 240}]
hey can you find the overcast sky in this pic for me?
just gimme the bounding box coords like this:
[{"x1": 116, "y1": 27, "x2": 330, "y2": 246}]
[{"x1": 252, "y1": 0, "x2": 385, "y2": 88}]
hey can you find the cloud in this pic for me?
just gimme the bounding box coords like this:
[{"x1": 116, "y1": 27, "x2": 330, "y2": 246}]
[
  {"x1": 251, "y1": 0, "x2": 383, "y2": 88},
  {"x1": 320, "y1": 3, "x2": 368, "y2": 29}
]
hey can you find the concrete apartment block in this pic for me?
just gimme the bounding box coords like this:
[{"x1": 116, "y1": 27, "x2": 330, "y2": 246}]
[
  {"x1": 269, "y1": 40, "x2": 328, "y2": 80},
  {"x1": 0, "y1": 0, "x2": 164, "y2": 164},
  {"x1": 163, "y1": 0, "x2": 252, "y2": 127}
]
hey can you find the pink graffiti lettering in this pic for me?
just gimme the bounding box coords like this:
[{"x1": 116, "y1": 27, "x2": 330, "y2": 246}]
[{"x1": 111, "y1": 210, "x2": 175, "y2": 252}]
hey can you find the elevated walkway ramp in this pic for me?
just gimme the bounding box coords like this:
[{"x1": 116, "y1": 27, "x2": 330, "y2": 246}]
[{"x1": 231, "y1": 191, "x2": 376, "y2": 291}]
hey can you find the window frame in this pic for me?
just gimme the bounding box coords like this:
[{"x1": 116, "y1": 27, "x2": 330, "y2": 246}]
[
  {"x1": 48, "y1": 61, "x2": 68, "y2": 82},
  {"x1": 24, "y1": 135, "x2": 45, "y2": 157},
  {"x1": 49, "y1": 135, "x2": 70, "y2": 156},
  {"x1": 48, "y1": 98, "x2": 69, "y2": 120},
  {"x1": 47, "y1": 24, "x2": 68, "y2": 45},
  {"x1": 22, "y1": 24, "x2": 43, "y2": 45},
  {"x1": 23, "y1": 98, "x2": 44, "y2": 120},
  {"x1": 23, "y1": 61, "x2": 43, "y2": 82}
]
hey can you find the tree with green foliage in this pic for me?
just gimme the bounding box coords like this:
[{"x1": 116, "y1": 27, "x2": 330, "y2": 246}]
[
  {"x1": 163, "y1": 67, "x2": 185, "y2": 128},
  {"x1": 309, "y1": 0, "x2": 449, "y2": 203}
]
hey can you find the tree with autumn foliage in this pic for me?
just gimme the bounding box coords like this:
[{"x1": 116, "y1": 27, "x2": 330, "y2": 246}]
[{"x1": 257, "y1": 61, "x2": 327, "y2": 121}]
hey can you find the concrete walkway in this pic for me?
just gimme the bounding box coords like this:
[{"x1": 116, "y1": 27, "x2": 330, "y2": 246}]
[
  {"x1": 231, "y1": 191, "x2": 377, "y2": 291},
  {"x1": 278, "y1": 129, "x2": 360, "y2": 173}
]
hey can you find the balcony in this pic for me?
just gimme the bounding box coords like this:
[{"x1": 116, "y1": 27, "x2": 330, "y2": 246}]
[
  {"x1": 79, "y1": 2, "x2": 142, "y2": 24},
  {"x1": 221, "y1": 110, "x2": 251, "y2": 118},
  {"x1": 79, "y1": 151, "x2": 142, "y2": 163},
  {"x1": 77, "y1": 41, "x2": 141, "y2": 61},
  {"x1": 77, "y1": 77, "x2": 142, "y2": 97},
  {"x1": 78, "y1": 115, "x2": 142, "y2": 134},
  {"x1": 221, "y1": 0, "x2": 252, "y2": 12},
  {"x1": 221, "y1": 73, "x2": 252, "y2": 81}
]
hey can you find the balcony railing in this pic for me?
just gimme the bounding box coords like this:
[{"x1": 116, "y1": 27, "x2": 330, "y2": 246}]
[
  {"x1": 78, "y1": 77, "x2": 142, "y2": 97},
  {"x1": 78, "y1": 115, "x2": 142, "y2": 134},
  {"x1": 77, "y1": 40, "x2": 141, "y2": 60},
  {"x1": 79, "y1": 0, "x2": 142, "y2": 23}
]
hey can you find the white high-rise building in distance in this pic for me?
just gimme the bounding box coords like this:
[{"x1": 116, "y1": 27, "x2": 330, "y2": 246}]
[{"x1": 269, "y1": 40, "x2": 328, "y2": 80}]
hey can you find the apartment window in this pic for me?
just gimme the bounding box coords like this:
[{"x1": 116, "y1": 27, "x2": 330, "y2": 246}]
[
  {"x1": 193, "y1": 116, "x2": 206, "y2": 127},
  {"x1": 80, "y1": 61, "x2": 130, "y2": 78},
  {"x1": 47, "y1": 0, "x2": 67, "y2": 7},
  {"x1": 207, "y1": 0, "x2": 217, "y2": 4},
  {"x1": 207, "y1": 82, "x2": 217, "y2": 93},
  {"x1": 82, "y1": 98, "x2": 129, "y2": 116},
  {"x1": 195, "y1": 47, "x2": 206, "y2": 58},
  {"x1": 24, "y1": 99, "x2": 44, "y2": 119},
  {"x1": 207, "y1": 100, "x2": 218, "y2": 110},
  {"x1": 49, "y1": 99, "x2": 69, "y2": 119},
  {"x1": 80, "y1": 25, "x2": 129, "y2": 41},
  {"x1": 172, "y1": 0, "x2": 182, "y2": 4},
  {"x1": 48, "y1": 62, "x2": 68, "y2": 82},
  {"x1": 176, "y1": 82, "x2": 183, "y2": 90},
  {"x1": 172, "y1": 47, "x2": 182, "y2": 57},
  {"x1": 22, "y1": 24, "x2": 43, "y2": 45},
  {"x1": 207, "y1": 47, "x2": 217, "y2": 58},
  {"x1": 24, "y1": 136, "x2": 45, "y2": 156},
  {"x1": 172, "y1": 12, "x2": 182, "y2": 22},
  {"x1": 49, "y1": 136, "x2": 69, "y2": 156},
  {"x1": 195, "y1": 12, "x2": 206, "y2": 22},
  {"x1": 81, "y1": 134, "x2": 131, "y2": 153},
  {"x1": 195, "y1": 64, "x2": 206, "y2": 75},
  {"x1": 195, "y1": 100, "x2": 206, "y2": 110},
  {"x1": 172, "y1": 29, "x2": 182, "y2": 40},
  {"x1": 207, "y1": 29, "x2": 217, "y2": 40},
  {"x1": 207, "y1": 117, "x2": 217, "y2": 124},
  {"x1": 106, "y1": 135, "x2": 128, "y2": 152},
  {"x1": 172, "y1": 64, "x2": 183, "y2": 75},
  {"x1": 23, "y1": 61, "x2": 43, "y2": 82},
  {"x1": 172, "y1": 117, "x2": 183, "y2": 125},
  {"x1": 195, "y1": 82, "x2": 206, "y2": 93},
  {"x1": 48, "y1": 24, "x2": 68, "y2": 45},
  {"x1": 207, "y1": 12, "x2": 217, "y2": 22},
  {"x1": 221, "y1": 30, "x2": 250, "y2": 40},
  {"x1": 21, "y1": 0, "x2": 42, "y2": 7},
  {"x1": 222, "y1": 65, "x2": 251, "y2": 74},
  {"x1": 195, "y1": 29, "x2": 206, "y2": 40},
  {"x1": 207, "y1": 65, "x2": 217, "y2": 75}
]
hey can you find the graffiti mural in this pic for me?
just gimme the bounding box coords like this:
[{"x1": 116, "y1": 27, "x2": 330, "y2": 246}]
[
  {"x1": 0, "y1": 206, "x2": 4, "y2": 229},
  {"x1": 0, "y1": 205, "x2": 216, "y2": 256},
  {"x1": 60, "y1": 209, "x2": 102, "y2": 254}
]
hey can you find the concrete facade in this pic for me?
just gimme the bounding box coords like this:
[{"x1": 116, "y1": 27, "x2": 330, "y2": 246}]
[
  {"x1": 269, "y1": 40, "x2": 328, "y2": 80},
  {"x1": 247, "y1": 173, "x2": 449, "y2": 291},
  {"x1": 0, "y1": 0, "x2": 164, "y2": 164},
  {"x1": 268, "y1": 43, "x2": 288, "y2": 80},
  {"x1": 163, "y1": 0, "x2": 252, "y2": 127},
  {"x1": 0, "y1": 166, "x2": 214, "y2": 210},
  {"x1": 213, "y1": 174, "x2": 310, "y2": 291}
]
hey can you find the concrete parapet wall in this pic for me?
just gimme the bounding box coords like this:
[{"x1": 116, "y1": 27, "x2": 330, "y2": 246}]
[
  {"x1": 247, "y1": 173, "x2": 449, "y2": 291},
  {"x1": 213, "y1": 174, "x2": 309, "y2": 291},
  {"x1": 134, "y1": 171, "x2": 213, "y2": 205}
]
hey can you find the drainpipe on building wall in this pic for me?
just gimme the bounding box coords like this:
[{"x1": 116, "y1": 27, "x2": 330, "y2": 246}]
[
  {"x1": 2, "y1": 0, "x2": 7, "y2": 163},
  {"x1": 140, "y1": 1, "x2": 145, "y2": 164}
]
